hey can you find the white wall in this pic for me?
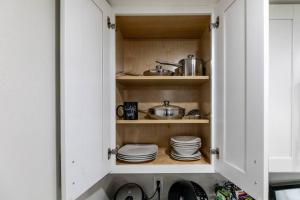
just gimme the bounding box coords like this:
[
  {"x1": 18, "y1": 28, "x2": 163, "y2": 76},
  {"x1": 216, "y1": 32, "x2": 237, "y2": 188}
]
[{"x1": 0, "y1": 1, "x2": 57, "y2": 200}]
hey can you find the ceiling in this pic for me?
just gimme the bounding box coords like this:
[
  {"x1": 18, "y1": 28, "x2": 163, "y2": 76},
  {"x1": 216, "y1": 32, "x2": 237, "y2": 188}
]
[{"x1": 107, "y1": 0, "x2": 220, "y2": 7}]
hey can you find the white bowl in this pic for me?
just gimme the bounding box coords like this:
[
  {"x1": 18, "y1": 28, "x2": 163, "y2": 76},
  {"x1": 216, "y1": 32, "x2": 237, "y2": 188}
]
[{"x1": 173, "y1": 147, "x2": 199, "y2": 155}]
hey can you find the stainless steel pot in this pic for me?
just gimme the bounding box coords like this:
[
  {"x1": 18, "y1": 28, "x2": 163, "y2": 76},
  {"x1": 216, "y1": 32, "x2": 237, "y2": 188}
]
[
  {"x1": 155, "y1": 61, "x2": 183, "y2": 75},
  {"x1": 140, "y1": 101, "x2": 185, "y2": 119},
  {"x1": 156, "y1": 55, "x2": 205, "y2": 76},
  {"x1": 179, "y1": 55, "x2": 205, "y2": 76}
]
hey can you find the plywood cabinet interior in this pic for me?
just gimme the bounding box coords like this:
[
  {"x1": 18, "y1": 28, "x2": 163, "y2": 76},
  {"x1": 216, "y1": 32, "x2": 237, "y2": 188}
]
[{"x1": 115, "y1": 15, "x2": 212, "y2": 166}]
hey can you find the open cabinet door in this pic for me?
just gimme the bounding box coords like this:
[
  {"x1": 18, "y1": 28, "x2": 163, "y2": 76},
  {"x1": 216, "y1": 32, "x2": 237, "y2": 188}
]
[
  {"x1": 214, "y1": 0, "x2": 268, "y2": 199},
  {"x1": 61, "y1": 0, "x2": 114, "y2": 199}
]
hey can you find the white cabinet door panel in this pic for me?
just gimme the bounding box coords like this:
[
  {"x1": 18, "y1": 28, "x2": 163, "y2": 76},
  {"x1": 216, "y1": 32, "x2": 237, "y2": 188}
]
[
  {"x1": 269, "y1": 19, "x2": 293, "y2": 171},
  {"x1": 223, "y1": 0, "x2": 246, "y2": 172},
  {"x1": 215, "y1": 0, "x2": 268, "y2": 199},
  {"x1": 269, "y1": 5, "x2": 300, "y2": 172},
  {"x1": 61, "y1": 0, "x2": 112, "y2": 199}
]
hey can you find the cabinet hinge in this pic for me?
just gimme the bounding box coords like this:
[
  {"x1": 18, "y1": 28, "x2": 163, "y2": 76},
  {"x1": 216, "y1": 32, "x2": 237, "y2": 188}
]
[
  {"x1": 209, "y1": 16, "x2": 220, "y2": 31},
  {"x1": 210, "y1": 148, "x2": 220, "y2": 159},
  {"x1": 107, "y1": 17, "x2": 116, "y2": 29},
  {"x1": 108, "y1": 146, "x2": 119, "y2": 160}
]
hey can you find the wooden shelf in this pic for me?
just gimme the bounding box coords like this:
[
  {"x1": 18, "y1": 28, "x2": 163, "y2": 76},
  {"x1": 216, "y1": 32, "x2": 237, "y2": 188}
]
[
  {"x1": 116, "y1": 76, "x2": 210, "y2": 86},
  {"x1": 116, "y1": 119, "x2": 209, "y2": 124},
  {"x1": 116, "y1": 147, "x2": 209, "y2": 165}
]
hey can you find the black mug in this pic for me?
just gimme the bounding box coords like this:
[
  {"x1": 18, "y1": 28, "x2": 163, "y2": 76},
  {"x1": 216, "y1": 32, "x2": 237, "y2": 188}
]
[{"x1": 116, "y1": 102, "x2": 138, "y2": 120}]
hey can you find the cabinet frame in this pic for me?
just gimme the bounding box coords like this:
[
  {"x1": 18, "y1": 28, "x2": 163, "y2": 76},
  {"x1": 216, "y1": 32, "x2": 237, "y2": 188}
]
[
  {"x1": 60, "y1": 0, "x2": 269, "y2": 199},
  {"x1": 110, "y1": 6, "x2": 217, "y2": 174}
]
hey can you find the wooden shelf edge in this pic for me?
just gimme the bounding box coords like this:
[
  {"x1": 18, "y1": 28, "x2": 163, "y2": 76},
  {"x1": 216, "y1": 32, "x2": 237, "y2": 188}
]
[
  {"x1": 116, "y1": 119, "x2": 210, "y2": 124},
  {"x1": 116, "y1": 75, "x2": 210, "y2": 80},
  {"x1": 116, "y1": 76, "x2": 210, "y2": 87},
  {"x1": 116, "y1": 147, "x2": 209, "y2": 165}
]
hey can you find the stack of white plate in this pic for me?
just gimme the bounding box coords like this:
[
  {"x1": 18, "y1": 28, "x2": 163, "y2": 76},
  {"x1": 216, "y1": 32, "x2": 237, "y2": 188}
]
[
  {"x1": 170, "y1": 136, "x2": 202, "y2": 161},
  {"x1": 117, "y1": 144, "x2": 158, "y2": 163}
]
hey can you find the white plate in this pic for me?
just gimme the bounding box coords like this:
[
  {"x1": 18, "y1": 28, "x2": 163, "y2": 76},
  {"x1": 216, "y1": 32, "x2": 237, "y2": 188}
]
[
  {"x1": 171, "y1": 142, "x2": 201, "y2": 147},
  {"x1": 171, "y1": 154, "x2": 201, "y2": 159},
  {"x1": 171, "y1": 136, "x2": 201, "y2": 144},
  {"x1": 170, "y1": 151, "x2": 202, "y2": 159},
  {"x1": 117, "y1": 156, "x2": 156, "y2": 163},
  {"x1": 170, "y1": 154, "x2": 201, "y2": 161},
  {"x1": 170, "y1": 156, "x2": 201, "y2": 161},
  {"x1": 172, "y1": 146, "x2": 199, "y2": 150},
  {"x1": 118, "y1": 153, "x2": 157, "y2": 157},
  {"x1": 171, "y1": 142, "x2": 201, "y2": 146},
  {"x1": 173, "y1": 148, "x2": 198, "y2": 155},
  {"x1": 118, "y1": 144, "x2": 158, "y2": 156},
  {"x1": 117, "y1": 156, "x2": 156, "y2": 161},
  {"x1": 118, "y1": 152, "x2": 157, "y2": 157},
  {"x1": 171, "y1": 150, "x2": 201, "y2": 158},
  {"x1": 117, "y1": 154, "x2": 157, "y2": 159},
  {"x1": 171, "y1": 145, "x2": 201, "y2": 149}
]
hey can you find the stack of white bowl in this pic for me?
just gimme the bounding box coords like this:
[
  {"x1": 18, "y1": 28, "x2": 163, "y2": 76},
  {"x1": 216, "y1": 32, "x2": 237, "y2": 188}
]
[
  {"x1": 117, "y1": 144, "x2": 158, "y2": 163},
  {"x1": 170, "y1": 136, "x2": 202, "y2": 161}
]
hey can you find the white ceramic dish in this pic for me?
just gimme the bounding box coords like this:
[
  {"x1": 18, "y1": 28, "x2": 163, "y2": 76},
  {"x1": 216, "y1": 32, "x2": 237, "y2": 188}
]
[
  {"x1": 173, "y1": 148, "x2": 198, "y2": 155},
  {"x1": 170, "y1": 153, "x2": 201, "y2": 161},
  {"x1": 118, "y1": 144, "x2": 158, "y2": 156},
  {"x1": 117, "y1": 156, "x2": 156, "y2": 160},
  {"x1": 171, "y1": 150, "x2": 201, "y2": 158},
  {"x1": 117, "y1": 154, "x2": 157, "y2": 159},
  {"x1": 171, "y1": 136, "x2": 201, "y2": 143},
  {"x1": 117, "y1": 156, "x2": 156, "y2": 163},
  {"x1": 171, "y1": 143, "x2": 201, "y2": 147},
  {"x1": 171, "y1": 143, "x2": 201, "y2": 148}
]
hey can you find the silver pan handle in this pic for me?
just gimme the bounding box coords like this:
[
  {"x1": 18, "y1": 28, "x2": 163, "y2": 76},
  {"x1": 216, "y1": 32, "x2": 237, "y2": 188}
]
[{"x1": 156, "y1": 60, "x2": 182, "y2": 67}]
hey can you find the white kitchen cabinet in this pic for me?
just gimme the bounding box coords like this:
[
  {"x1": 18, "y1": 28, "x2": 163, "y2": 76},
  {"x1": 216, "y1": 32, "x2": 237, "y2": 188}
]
[
  {"x1": 269, "y1": 5, "x2": 300, "y2": 173},
  {"x1": 60, "y1": 0, "x2": 268, "y2": 199}
]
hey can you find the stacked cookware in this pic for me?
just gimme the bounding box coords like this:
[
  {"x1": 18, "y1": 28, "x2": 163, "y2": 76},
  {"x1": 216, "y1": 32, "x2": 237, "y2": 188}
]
[
  {"x1": 170, "y1": 136, "x2": 202, "y2": 161},
  {"x1": 117, "y1": 144, "x2": 158, "y2": 163}
]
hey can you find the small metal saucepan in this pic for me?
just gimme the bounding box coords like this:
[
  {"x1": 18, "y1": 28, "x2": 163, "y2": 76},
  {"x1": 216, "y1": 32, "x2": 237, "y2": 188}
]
[
  {"x1": 139, "y1": 101, "x2": 185, "y2": 119},
  {"x1": 154, "y1": 61, "x2": 183, "y2": 75},
  {"x1": 179, "y1": 55, "x2": 205, "y2": 76},
  {"x1": 156, "y1": 55, "x2": 205, "y2": 76}
]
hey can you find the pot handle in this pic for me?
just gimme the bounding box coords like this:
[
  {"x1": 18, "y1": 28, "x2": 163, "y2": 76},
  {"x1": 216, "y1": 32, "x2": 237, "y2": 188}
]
[
  {"x1": 156, "y1": 60, "x2": 182, "y2": 67},
  {"x1": 163, "y1": 100, "x2": 170, "y2": 106},
  {"x1": 138, "y1": 109, "x2": 148, "y2": 114}
]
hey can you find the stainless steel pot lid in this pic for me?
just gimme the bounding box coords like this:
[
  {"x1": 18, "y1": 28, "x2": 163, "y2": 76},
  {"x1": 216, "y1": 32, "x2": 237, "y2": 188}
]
[
  {"x1": 143, "y1": 65, "x2": 174, "y2": 76},
  {"x1": 149, "y1": 101, "x2": 184, "y2": 112},
  {"x1": 179, "y1": 54, "x2": 200, "y2": 61}
]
